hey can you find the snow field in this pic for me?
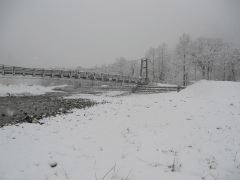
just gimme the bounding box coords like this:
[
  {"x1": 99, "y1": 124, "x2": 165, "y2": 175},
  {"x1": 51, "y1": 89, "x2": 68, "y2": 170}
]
[{"x1": 0, "y1": 80, "x2": 240, "y2": 180}]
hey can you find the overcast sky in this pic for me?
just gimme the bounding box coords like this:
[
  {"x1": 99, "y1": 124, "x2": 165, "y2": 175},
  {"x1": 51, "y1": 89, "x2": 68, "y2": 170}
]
[{"x1": 0, "y1": 0, "x2": 240, "y2": 68}]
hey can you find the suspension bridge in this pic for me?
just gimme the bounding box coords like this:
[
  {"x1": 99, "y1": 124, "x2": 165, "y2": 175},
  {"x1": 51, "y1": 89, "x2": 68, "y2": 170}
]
[{"x1": 0, "y1": 64, "x2": 184, "y2": 93}]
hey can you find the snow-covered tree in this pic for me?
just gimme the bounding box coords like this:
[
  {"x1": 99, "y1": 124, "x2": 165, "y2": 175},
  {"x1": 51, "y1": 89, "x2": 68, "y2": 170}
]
[
  {"x1": 190, "y1": 38, "x2": 225, "y2": 80},
  {"x1": 176, "y1": 33, "x2": 192, "y2": 86},
  {"x1": 145, "y1": 47, "x2": 156, "y2": 81},
  {"x1": 156, "y1": 43, "x2": 167, "y2": 82},
  {"x1": 227, "y1": 48, "x2": 240, "y2": 81}
]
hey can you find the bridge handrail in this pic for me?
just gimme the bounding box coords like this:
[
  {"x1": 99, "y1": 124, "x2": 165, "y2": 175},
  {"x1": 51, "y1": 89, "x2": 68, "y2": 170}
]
[{"x1": 0, "y1": 64, "x2": 141, "y2": 83}]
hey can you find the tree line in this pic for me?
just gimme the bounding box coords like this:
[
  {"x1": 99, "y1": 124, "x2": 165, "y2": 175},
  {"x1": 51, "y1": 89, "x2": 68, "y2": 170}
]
[{"x1": 77, "y1": 33, "x2": 240, "y2": 85}]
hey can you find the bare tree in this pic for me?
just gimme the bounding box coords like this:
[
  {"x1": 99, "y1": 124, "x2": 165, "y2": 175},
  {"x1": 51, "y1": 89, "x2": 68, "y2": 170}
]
[
  {"x1": 156, "y1": 43, "x2": 167, "y2": 82},
  {"x1": 228, "y1": 48, "x2": 240, "y2": 81},
  {"x1": 191, "y1": 38, "x2": 224, "y2": 80},
  {"x1": 145, "y1": 47, "x2": 156, "y2": 82},
  {"x1": 176, "y1": 33, "x2": 192, "y2": 86},
  {"x1": 86, "y1": 33, "x2": 240, "y2": 84},
  {"x1": 115, "y1": 57, "x2": 127, "y2": 76}
]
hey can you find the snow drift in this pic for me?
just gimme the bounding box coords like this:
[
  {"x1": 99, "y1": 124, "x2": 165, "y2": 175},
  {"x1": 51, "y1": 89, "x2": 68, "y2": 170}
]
[{"x1": 180, "y1": 80, "x2": 240, "y2": 99}]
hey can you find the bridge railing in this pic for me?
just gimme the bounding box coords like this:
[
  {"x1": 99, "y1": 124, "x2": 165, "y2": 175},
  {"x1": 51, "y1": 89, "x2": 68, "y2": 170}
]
[{"x1": 0, "y1": 64, "x2": 141, "y2": 84}]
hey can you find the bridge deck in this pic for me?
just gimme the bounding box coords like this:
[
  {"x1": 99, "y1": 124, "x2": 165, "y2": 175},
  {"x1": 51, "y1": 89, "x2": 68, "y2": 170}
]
[{"x1": 0, "y1": 65, "x2": 140, "y2": 84}]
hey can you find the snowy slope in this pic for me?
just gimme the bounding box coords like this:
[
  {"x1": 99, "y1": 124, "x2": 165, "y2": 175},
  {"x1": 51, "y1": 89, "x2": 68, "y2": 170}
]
[{"x1": 0, "y1": 80, "x2": 240, "y2": 180}]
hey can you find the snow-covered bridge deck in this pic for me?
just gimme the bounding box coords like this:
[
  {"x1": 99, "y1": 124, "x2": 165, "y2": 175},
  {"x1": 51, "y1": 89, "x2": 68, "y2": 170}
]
[{"x1": 0, "y1": 64, "x2": 140, "y2": 84}]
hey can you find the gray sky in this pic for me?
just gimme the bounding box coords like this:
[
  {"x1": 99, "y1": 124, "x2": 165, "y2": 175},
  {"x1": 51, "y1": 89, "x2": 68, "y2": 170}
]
[{"x1": 0, "y1": 0, "x2": 240, "y2": 68}]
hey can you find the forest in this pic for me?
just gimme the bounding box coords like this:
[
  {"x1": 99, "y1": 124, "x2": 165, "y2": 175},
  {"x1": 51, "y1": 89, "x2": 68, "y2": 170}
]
[{"x1": 79, "y1": 33, "x2": 240, "y2": 85}]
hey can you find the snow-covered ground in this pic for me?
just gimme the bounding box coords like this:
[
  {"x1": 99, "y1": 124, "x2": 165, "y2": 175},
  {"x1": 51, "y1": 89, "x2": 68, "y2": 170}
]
[
  {"x1": 154, "y1": 82, "x2": 178, "y2": 87},
  {"x1": 0, "y1": 84, "x2": 66, "y2": 96},
  {"x1": 0, "y1": 80, "x2": 240, "y2": 180}
]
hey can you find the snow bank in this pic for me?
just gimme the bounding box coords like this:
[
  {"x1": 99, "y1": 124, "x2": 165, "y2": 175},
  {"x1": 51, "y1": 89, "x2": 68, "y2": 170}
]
[
  {"x1": 0, "y1": 84, "x2": 66, "y2": 96},
  {"x1": 179, "y1": 80, "x2": 240, "y2": 99}
]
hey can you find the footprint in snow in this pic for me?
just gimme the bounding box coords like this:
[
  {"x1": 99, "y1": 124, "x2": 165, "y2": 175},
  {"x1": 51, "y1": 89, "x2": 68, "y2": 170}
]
[{"x1": 49, "y1": 161, "x2": 58, "y2": 168}]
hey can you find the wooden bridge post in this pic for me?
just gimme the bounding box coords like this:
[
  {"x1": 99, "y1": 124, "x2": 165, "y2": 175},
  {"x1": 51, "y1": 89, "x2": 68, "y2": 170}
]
[
  {"x1": 51, "y1": 70, "x2": 54, "y2": 77},
  {"x1": 22, "y1": 68, "x2": 25, "y2": 76},
  {"x1": 140, "y1": 58, "x2": 149, "y2": 84},
  {"x1": 77, "y1": 71, "x2": 80, "y2": 79},
  {"x1": 2, "y1": 65, "x2": 5, "y2": 75},
  {"x1": 12, "y1": 66, "x2": 15, "y2": 76},
  {"x1": 32, "y1": 69, "x2": 35, "y2": 77},
  {"x1": 122, "y1": 76, "x2": 125, "y2": 86},
  {"x1": 146, "y1": 58, "x2": 149, "y2": 82}
]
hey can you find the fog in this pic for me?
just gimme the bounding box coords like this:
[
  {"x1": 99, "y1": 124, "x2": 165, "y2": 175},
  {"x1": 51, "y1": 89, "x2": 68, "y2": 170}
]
[{"x1": 0, "y1": 0, "x2": 239, "y2": 68}]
